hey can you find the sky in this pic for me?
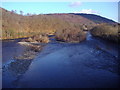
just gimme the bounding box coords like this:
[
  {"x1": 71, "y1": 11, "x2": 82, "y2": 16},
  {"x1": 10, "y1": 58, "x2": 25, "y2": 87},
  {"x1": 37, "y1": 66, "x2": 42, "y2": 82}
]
[{"x1": 1, "y1": 2, "x2": 118, "y2": 22}]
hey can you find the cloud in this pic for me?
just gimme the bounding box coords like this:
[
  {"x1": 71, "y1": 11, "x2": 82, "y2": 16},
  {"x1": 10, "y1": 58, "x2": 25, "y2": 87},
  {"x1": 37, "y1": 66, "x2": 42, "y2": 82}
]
[
  {"x1": 74, "y1": 9, "x2": 99, "y2": 14},
  {"x1": 69, "y1": 1, "x2": 82, "y2": 7}
]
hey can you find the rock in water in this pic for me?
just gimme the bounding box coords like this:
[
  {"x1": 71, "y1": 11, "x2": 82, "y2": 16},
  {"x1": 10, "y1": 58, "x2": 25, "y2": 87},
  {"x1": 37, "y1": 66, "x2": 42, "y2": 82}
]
[{"x1": 14, "y1": 44, "x2": 42, "y2": 60}]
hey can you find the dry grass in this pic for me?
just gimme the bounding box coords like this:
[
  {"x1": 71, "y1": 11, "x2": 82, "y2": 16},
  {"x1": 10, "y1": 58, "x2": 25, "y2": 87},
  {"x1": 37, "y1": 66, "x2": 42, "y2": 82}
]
[
  {"x1": 90, "y1": 23, "x2": 119, "y2": 42},
  {"x1": 21, "y1": 34, "x2": 50, "y2": 43},
  {"x1": 55, "y1": 27, "x2": 86, "y2": 43}
]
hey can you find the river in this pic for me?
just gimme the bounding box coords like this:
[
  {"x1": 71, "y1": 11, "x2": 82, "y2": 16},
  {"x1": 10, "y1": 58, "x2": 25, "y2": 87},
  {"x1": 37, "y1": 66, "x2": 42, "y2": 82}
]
[{"x1": 2, "y1": 32, "x2": 120, "y2": 88}]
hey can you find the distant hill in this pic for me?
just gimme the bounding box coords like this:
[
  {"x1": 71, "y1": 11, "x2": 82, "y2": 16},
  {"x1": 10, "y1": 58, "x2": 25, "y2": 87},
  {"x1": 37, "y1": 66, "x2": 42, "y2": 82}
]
[
  {"x1": 1, "y1": 8, "x2": 117, "y2": 39},
  {"x1": 72, "y1": 13, "x2": 116, "y2": 24},
  {"x1": 1, "y1": 8, "x2": 96, "y2": 39},
  {"x1": 1, "y1": 8, "x2": 73, "y2": 39},
  {"x1": 47, "y1": 13, "x2": 95, "y2": 25}
]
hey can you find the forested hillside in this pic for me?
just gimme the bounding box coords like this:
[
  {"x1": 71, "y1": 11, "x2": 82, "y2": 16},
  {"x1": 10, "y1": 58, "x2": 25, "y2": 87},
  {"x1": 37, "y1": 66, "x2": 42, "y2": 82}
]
[
  {"x1": 1, "y1": 8, "x2": 96, "y2": 39},
  {"x1": 1, "y1": 8, "x2": 117, "y2": 40}
]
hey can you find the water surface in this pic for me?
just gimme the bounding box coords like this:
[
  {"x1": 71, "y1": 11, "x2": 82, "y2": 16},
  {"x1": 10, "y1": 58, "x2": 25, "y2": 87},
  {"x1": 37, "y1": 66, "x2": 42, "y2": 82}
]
[{"x1": 2, "y1": 33, "x2": 120, "y2": 88}]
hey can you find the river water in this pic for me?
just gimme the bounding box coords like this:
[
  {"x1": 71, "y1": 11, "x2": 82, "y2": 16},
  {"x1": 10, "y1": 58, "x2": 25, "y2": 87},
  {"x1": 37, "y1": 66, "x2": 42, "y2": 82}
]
[{"x1": 2, "y1": 33, "x2": 120, "y2": 88}]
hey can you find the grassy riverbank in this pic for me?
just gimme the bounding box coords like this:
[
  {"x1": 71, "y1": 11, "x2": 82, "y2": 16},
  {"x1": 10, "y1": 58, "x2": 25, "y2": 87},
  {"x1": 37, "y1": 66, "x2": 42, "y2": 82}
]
[{"x1": 90, "y1": 23, "x2": 119, "y2": 43}]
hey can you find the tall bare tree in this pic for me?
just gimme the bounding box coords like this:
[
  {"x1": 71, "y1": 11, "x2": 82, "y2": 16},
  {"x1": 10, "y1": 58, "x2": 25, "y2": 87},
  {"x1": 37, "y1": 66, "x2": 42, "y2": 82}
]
[{"x1": 20, "y1": 10, "x2": 23, "y2": 15}]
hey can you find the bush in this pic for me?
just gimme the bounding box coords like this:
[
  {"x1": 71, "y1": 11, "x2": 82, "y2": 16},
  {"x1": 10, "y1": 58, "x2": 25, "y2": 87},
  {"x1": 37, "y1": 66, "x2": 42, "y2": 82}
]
[
  {"x1": 90, "y1": 23, "x2": 119, "y2": 42},
  {"x1": 21, "y1": 34, "x2": 50, "y2": 43},
  {"x1": 2, "y1": 29, "x2": 15, "y2": 38},
  {"x1": 55, "y1": 27, "x2": 86, "y2": 43}
]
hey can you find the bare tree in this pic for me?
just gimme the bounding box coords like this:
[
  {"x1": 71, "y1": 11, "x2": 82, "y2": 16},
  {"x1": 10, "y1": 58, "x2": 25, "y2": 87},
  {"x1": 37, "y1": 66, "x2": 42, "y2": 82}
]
[
  {"x1": 20, "y1": 10, "x2": 23, "y2": 15},
  {"x1": 26, "y1": 13, "x2": 32, "y2": 16},
  {"x1": 11, "y1": 10, "x2": 17, "y2": 13}
]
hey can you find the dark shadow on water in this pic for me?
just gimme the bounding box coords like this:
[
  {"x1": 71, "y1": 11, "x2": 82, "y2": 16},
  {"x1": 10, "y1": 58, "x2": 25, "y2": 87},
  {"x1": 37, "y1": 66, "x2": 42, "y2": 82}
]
[{"x1": 8, "y1": 59, "x2": 32, "y2": 75}]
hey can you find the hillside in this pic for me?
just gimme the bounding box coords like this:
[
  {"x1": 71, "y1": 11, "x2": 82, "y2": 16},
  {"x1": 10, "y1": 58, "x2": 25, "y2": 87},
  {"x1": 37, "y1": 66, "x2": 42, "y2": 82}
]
[
  {"x1": 1, "y1": 8, "x2": 97, "y2": 39},
  {"x1": 47, "y1": 14, "x2": 95, "y2": 28},
  {"x1": 1, "y1": 8, "x2": 117, "y2": 40},
  {"x1": 72, "y1": 13, "x2": 116, "y2": 24},
  {"x1": 1, "y1": 8, "x2": 70, "y2": 39}
]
